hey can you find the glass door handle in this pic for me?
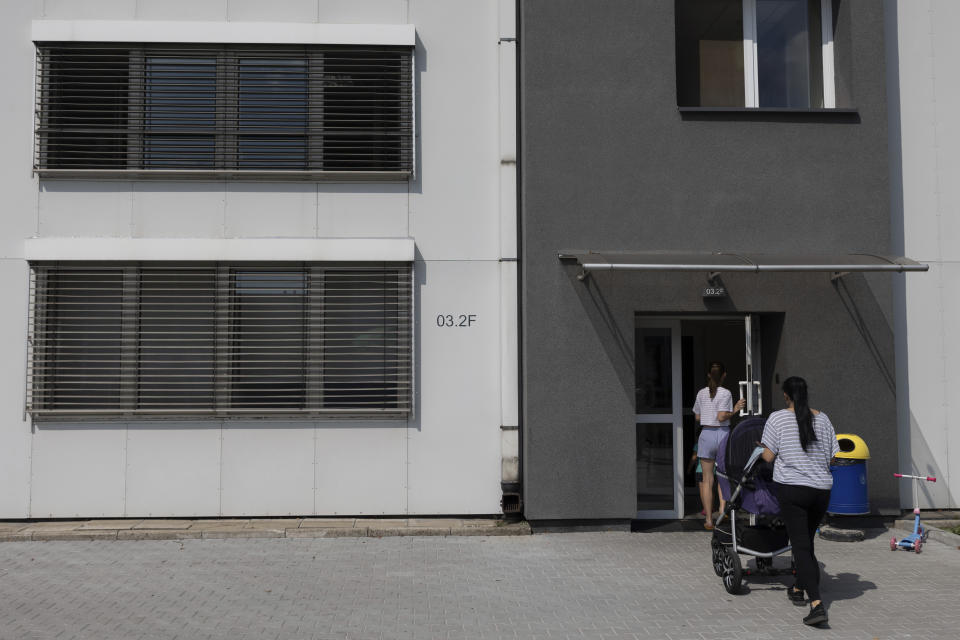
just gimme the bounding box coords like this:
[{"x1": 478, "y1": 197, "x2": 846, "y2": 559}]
[
  {"x1": 738, "y1": 380, "x2": 749, "y2": 416},
  {"x1": 752, "y1": 380, "x2": 762, "y2": 415}
]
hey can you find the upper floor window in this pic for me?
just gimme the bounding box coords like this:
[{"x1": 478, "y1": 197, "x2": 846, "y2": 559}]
[
  {"x1": 34, "y1": 44, "x2": 414, "y2": 178},
  {"x1": 676, "y1": 0, "x2": 837, "y2": 109}
]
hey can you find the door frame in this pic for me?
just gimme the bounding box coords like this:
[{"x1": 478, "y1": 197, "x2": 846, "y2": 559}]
[{"x1": 634, "y1": 314, "x2": 762, "y2": 520}]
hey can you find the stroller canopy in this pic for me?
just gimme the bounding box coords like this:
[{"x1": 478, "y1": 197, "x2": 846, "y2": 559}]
[{"x1": 716, "y1": 416, "x2": 780, "y2": 515}]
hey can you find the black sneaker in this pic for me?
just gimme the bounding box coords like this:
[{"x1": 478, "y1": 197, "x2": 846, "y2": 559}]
[
  {"x1": 787, "y1": 586, "x2": 805, "y2": 605},
  {"x1": 803, "y1": 603, "x2": 828, "y2": 626}
]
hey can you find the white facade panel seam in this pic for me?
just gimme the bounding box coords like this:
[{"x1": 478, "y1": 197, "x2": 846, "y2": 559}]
[{"x1": 31, "y1": 20, "x2": 416, "y2": 46}]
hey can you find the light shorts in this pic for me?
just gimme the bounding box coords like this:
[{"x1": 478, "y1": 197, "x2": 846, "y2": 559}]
[{"x1": 697, "y1": 426, "x2": 730, "y2": 461}]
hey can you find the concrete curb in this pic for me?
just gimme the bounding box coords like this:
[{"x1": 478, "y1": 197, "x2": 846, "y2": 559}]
[
  {"x1": 893, "y1": 519, "x2": 960, "y2": 549},
  {"x1": 1, "y1": 520, "x2": 532, "y2": 542}
]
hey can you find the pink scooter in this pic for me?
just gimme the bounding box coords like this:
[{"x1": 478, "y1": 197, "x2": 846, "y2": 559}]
[{"x1": 890, "y1": 473, "x2": 937, "y2": 553}]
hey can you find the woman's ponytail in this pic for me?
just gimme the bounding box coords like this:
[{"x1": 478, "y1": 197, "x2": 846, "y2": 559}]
[
  {"x1": 708, "y1": 362, "x2": 725, "y2": 399},
  {"x1": 783, "y1": 376, "x2": 816, "y2": 450}
]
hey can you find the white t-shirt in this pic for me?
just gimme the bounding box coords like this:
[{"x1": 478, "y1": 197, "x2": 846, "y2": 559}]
[{"x1": 693, "y1": 386, "x2": 733, "y2": 427}]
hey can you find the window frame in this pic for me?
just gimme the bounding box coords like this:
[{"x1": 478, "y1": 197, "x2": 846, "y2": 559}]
[
  {"x1": 33, "y1": 42, "x2": 415, "y2": 180},
  {"x1": 675, "y1": 0, "x2": 838, "y2": 110},
  {"x1": 26, "y1": 261, "x2": 414, "y2": 420}
]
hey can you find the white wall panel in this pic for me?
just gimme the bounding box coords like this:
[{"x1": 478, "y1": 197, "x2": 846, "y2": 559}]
[
  {"x1": 316, "y1": 183, "x2": 408, "y2": 238},
  {"x1": 499, "y1": 42, "x2": 517, "y2": 163},
  {"x1": 896, "y1": 1, "x2": 939, "y2": 262},
  {"x1": 220, "y1": 423, "x2": 315, "y2": 516},
  {"x1": 316, "y1": 0, "x2": 407, "y2": 24},
  {"x1": 408, "y1": 0, "x2": 500, "y2": 260},
  {"x1": 226, "y1": 0, "x2": 317, "y2": 23},
  {"x1": 135, "y1": 0, "x2": 228, "y2": 22},
  {"x1": 225, "y1": 184, "x2": 316, "y2": 238},
  {"x1": 30, "y1": 424, "x2": 127, "y2": 517},
  {"x1": 407, "y1": 259, "x2": 502, "y2": 514},
  {"x1": 315, "y1": 422, "x2": 407, "y2": 515},
  {"x1": 39, "y1": 182, "x2": 132, "y2": 237},
  {"x1": 500, "y1": 164, "x2": 517, "y2": 260},
  {"x1": 41, "y1": 0, "x2": 137, "y2": 20},
  {"x1": 903, "y1": 265, "x2": 948, "y2": 482},
  {"x1": 499, "y1": 0, "x2": 516, "y2": 39},
  {"x1": 939, "y1": 261, "x2": 960, "y2": 501},
  {"x1": 896, "y1": 0, "x2": 960, "y2": 507},
  {"x1": 0, "y1": 0, "x2": 40, "y2": 260},
  {"x1": 125, "y1": 423, "x2": 222, "y2": 517},
  {"x1": 132, "y1": 182, "x2": 225, "y2": 238},
  {"x1": 0, "y1": 261, "x2": 31, "y2": 517},
  {"x1": 500, "y1": 260, "x2": 518, "y2": 426}
]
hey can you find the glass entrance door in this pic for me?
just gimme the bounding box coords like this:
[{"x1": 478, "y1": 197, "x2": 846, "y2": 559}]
[
  {"x1": 635, "y1": 320, "x2": 683, "y2": 518},
  {"x1": 635, "y1": 315, "x2": 762, "y2": 519}
]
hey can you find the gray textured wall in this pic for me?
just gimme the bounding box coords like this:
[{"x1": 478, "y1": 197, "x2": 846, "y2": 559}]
[{"x1": 520, "y1": 0, "x2": 895, "y2": 520}]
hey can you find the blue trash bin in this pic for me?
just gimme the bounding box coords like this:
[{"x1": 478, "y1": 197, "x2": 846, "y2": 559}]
[{"x1": 828, "y1": 434, "x2": 870, "y2": 515}]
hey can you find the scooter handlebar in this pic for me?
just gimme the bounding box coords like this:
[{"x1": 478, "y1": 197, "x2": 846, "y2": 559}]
[{"x1": 894, "y1": 473, "x2": 937, "y2": 482}]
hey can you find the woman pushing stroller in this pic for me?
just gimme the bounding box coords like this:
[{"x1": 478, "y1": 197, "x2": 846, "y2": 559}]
[{"x1": 759, "y1": 376, "x2": 839, "y2": 627}]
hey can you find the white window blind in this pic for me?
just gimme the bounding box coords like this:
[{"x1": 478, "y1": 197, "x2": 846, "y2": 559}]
[{"x1": 27, "y1": 262, "x2": 413, "y2": 418}]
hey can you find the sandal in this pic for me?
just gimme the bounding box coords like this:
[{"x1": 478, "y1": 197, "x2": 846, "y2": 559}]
[{"x1": 704, "y1": 522, "x2": 715, "y2": 531}]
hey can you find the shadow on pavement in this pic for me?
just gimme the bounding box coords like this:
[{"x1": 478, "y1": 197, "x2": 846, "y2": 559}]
[{"x1": 821, "y1": 571, "x2": 878, "y2": 601}]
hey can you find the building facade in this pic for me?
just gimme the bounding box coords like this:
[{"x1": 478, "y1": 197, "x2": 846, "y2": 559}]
[
  {"x1": 519, "y1": 0, "x2": 918, "y2": 524},
  {"x1": 0, "y1": 0, "x2": 518, "y2": 518}
]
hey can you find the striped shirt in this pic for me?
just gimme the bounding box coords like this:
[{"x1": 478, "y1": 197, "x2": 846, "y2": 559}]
[
  {"x1": 761, "y1": 409, "x2": 840, "y2": 490},
  {"x1": 693, "y1": 386, "x2": 733, "y2": 427}
]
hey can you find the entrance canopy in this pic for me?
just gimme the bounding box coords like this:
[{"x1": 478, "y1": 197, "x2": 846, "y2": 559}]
[{"x1": 559, "y1": 251, "x2": 929, "y2": 275}]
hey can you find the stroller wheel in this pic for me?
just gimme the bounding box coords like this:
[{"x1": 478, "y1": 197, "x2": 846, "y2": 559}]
[
  {"x1": 721, "y1": 548, "x2": 743, "y2": 595},
  {"x1": 711, "y1": 540, "x2": 725, "y2": 577},
  {"x1": 890, "y1": 537, "x2": 897, "y2": 551}
]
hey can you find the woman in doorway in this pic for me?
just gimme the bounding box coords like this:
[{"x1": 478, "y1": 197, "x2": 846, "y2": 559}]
[
  {"x1": 693, "y1": 362, "x2": 745, "y2": 530},
  {"x1": 759, "y1": 377, "x2": 839, "y2": 627}
]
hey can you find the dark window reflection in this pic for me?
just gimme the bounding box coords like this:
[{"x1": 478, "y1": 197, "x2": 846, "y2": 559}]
[
  {"x1": 635, "y1": 328, "x2": 673, "y2": 414},
  {"x1": 757, "y1": 0, "x2": 823, "y2": 108},
  {"x1": 144, "y1": 56, "x2": 217, "y2": 167},
  {"x1": 238, "y1": 58, "x2": 308, "y2": 169},
  {"x1": 675, "y1": 0, "x2": 745, "y2": 107},
  {"x1": 231, "y1": 270, "x2": 307, "y2": 410}
]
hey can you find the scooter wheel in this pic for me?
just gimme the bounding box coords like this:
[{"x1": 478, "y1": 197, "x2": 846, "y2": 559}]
[
  {"x1": 915, "y1": 540, "x2": 922, "y2": 554},
  {"x1": 890, "y1": 537, "x2": 897, "y2": 551}
]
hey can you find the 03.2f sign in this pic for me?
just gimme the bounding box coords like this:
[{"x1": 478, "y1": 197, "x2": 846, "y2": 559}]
[
  {"x1": 702, "y1": 286, "x2": 727, "y2": 298},
  {"x1": 436, "y1": 314, "x2": 477, "y2": 327}
]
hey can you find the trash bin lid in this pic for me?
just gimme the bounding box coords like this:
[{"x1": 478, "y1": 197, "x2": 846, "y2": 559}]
[{"x1": 835, "y1": 433, "x2": 870, "y2": 459}]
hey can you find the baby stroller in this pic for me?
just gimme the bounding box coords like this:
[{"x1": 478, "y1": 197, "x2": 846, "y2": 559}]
[{"x1": 710, "y1": 415, "x2": 793, "y2": 594}]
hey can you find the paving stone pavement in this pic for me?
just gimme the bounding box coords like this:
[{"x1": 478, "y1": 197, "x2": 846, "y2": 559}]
[{"x1": 0, "y1": 527, "x2": 957, "y2": 640}]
